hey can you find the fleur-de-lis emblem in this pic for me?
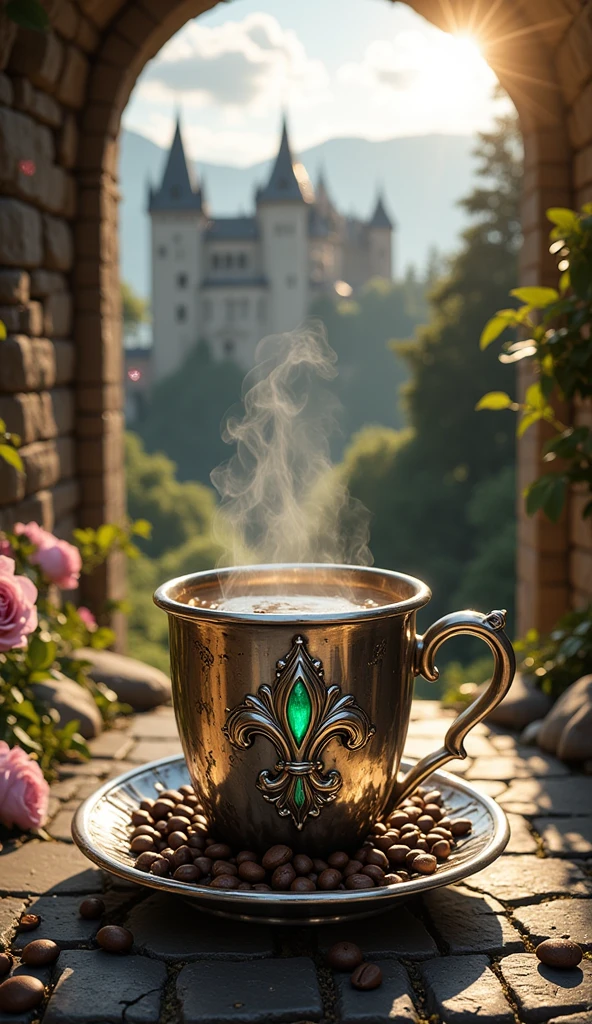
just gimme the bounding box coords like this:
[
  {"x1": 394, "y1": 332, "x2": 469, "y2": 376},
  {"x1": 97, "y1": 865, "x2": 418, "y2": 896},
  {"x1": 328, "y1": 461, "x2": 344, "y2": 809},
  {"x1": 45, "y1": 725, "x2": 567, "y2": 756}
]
[{"x1": 223, "y1": 635, "x2": 375, "y2": 829}]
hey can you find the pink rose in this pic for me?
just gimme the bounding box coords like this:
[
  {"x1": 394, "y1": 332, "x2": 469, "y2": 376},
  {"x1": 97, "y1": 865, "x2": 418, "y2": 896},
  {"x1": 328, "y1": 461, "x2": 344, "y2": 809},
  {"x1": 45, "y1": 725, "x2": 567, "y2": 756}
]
[
  {"x1": 77, "y1": 606, "x2": 97, "y2": 632},
  {"x1": 19, "y1": 524, "x2": 82, "y2": 590},
  {"x1": 0, "y1": 741, "x2": 49, "y2": 830},
  {"x1": 0, "y1": 555, "x2": 38, "y2": 652},
  {"x1": 14, "y1": 521, "x2": 49, "y2": 548}
]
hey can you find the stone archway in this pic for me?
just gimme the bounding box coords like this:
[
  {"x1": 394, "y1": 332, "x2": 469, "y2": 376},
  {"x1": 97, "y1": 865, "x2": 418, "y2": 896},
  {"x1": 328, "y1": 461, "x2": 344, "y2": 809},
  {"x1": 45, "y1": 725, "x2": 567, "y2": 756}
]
[{"x1": 0, "y1": 0, "x2": 590, "y2": 638}]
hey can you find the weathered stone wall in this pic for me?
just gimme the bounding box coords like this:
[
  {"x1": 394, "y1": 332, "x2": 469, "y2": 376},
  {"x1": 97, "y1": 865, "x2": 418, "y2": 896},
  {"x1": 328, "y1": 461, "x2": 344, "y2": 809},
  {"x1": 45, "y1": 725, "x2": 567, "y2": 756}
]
[{"x1": 0, "y1": 0, "x2": 590, "y2": 639}]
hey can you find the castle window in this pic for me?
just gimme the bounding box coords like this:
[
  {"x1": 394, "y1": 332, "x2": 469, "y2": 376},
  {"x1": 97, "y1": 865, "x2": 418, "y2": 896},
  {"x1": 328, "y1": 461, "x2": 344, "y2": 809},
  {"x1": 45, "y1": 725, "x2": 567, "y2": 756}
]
[
  {"x1": 286, "y1": 275, "x2": 297, "y2": 288},
  {"x1": 237, "y1": 253, "x2": 247, "y2": 269},
  {"x1": 177, "y1": 273, "x2": 188, "y2": 288},
  {"x1": 225, "y1": 253, "x2": 233, "y2": 268},
  {"x1": 158, "y1": 246, "x2": 167, "y2": 258},
  {"x1": 176, "y1": 305, "x2": 187, "y2": 323}
]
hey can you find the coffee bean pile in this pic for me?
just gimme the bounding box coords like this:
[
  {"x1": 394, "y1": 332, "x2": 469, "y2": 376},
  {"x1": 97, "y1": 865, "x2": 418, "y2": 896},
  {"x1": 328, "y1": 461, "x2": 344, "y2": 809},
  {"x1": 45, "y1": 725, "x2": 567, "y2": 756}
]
[{"x1": 127, "y1": 783, "x2": 473, "y2": 892}]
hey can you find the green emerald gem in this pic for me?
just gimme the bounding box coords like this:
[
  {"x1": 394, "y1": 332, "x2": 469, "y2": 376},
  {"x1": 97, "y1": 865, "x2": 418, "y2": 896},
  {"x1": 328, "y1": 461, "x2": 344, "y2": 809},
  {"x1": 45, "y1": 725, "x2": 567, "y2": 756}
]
[
  {"x1": 286, "y1": 679, "x2": 311, "y2": 745},
  {"x1": 294, "y1": 777, "x2": 305, "y2": 808}
]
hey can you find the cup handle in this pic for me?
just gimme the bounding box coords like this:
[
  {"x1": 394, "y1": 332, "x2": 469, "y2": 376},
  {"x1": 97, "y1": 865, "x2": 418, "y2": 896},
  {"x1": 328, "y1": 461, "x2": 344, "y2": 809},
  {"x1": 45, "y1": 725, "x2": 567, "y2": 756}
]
[{"x1": 394, "y1": 608, "x2": 516, "y2": 805}]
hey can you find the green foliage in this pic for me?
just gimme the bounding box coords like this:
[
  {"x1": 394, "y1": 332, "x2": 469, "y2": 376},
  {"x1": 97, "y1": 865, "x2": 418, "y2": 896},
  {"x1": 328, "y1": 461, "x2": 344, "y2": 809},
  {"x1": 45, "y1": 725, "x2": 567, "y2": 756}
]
[
  {"x1": 340, "y1": 113, "x2": 520, "y2": 633},
  {"x1": 515, "y1": 606, "x2": 592, "y2": 699},
  {"x1": 0, "y1": 416, "x2": 24, "y2": 475},
  {"x1": 478, "y1": 203, "x2": 592, "y2": 521},
  {"x1": 4, "y1": 0, "x2": 49, "y2": 31},
  {"x1": 121, "y1": 281, "x2": 150, "y2": 329},
  {"x1": 441, "y1": 655, "x2": 494, "y2": 708},
  {"x1": 73, "y1": 518, "x2": 151, "y2": 573}
]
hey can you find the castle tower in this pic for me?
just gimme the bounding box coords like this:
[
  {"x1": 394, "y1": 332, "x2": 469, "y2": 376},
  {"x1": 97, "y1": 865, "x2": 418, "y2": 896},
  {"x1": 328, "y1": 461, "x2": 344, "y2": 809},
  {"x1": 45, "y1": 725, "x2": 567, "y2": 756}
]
[
  {"x1": 256, "y1": 117, "x2": 312, "y2": 335},
  {"x1": 367, "y1": 190, "x2": 394, "y2": 281},
  {"x1": 148, "y1": 117, "x2": 205, "y2": 382}
]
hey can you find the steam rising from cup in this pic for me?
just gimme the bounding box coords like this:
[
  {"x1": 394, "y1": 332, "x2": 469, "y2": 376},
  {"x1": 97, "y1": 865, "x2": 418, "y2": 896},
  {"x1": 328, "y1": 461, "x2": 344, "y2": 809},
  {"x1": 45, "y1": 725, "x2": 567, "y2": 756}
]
[{"x1": 210, "y1": 321, "x2": 372, "y2": 580}]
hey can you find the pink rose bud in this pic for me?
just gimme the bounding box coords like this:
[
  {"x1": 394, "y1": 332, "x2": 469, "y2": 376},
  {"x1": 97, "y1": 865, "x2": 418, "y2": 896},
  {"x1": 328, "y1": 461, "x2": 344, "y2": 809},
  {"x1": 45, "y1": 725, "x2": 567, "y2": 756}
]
[
  {"x1": 0, "y1": 555, "x2": 38, "y2": 652},
  {"x1": 77, "y1": 606, "x2": 97, "y2": 631},
  {"x1": 24, "y1": 527, "x2": 82, "y2": 591},
  {"x1": 0, "y1": 742, "x2": 49, "y2": 830}
]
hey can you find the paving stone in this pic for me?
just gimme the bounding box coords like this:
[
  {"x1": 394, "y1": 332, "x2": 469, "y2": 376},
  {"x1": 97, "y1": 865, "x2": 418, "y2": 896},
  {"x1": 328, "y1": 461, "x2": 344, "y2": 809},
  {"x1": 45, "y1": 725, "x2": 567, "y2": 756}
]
[
  {"x1": 0, "y1": 896, "x2": 26, "y2": 948},
  {"x1": 470, "y1": 779, "x2": 508, "y2": 800},
  {"x1": 49, "y1": 778, "x2": 79, "y2": 802},
  {"x1": 422, "y1": 884, "x2": 524, "y2": 955},
  {"x1": 71, "y1": 776, "x2": 105, "y2": 800},
  {"x1": 466, "y1": 753, "x2": 568, "y2": 781},
  {"x1": 506, "y1": 813, "x2": 539, "y2": 854},
  {"x1": 461, "y1": 855, "x2": 591, "y2": 905},
  {"x1": 512, "y1": 899, "x2": 592, "y2": 949},
  {"x1": 57, "y1": 758, "x2": 114, "y2": 778},
  {"x1": 126, "y1": 893, "x2": 274, "y2": 960},
  {"x1": 319, "y1": 905, "x2": 437, "y2": 960},
  {"x1": 43, "y1": 950, "x2": 166, "y2": 1023},
  {"x1": 47, "y1": 805, "x2": 77, "y2": 843},
  {"x1": 176, "y1": 957, "x2": 323, "y2": 1023},
  {"x1": 0, "y1": 840, "x2": 100, "y2": 896},
  {"x1": 87, "y1": 728, "x2": 134, "y2": 760},
  {"x1": 0, "y1": 961, "x2": 54, "y2": 1024},
  {"x1": 420, "y1": 954, "x2": 513, "y2": 1023},
  {"x1": 547, "y1": 1015, "x2": 592, "y2": 1024},
  {"x1": 11, "y1": 895, "x2": 101, "y2": 949},
  {"x1": 498, "y1": 777, "x2": 592, "y2": 816},
  {"x1": 534, "y1": 816, "x2": 592, "y2": 856},
  {"x1": 128, "y1": 738, "x2": 182, "y2": 763},
  {"x1": 130, "y1": 710, "x2": 179, "y2": 739},
  {"x1": 499, "y1": 952, "x2": 592, "y2": 1024},
  {"x1": 334, "y1": 958, "x2": 418, "y2": 1023}
]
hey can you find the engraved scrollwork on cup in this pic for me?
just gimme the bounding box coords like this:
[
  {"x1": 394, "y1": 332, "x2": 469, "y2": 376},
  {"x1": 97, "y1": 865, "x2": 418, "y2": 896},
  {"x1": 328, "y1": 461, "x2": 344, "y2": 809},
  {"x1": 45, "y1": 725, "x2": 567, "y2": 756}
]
[{"x1": 223, "y1": 635, "x2": 376, "y2": 829}]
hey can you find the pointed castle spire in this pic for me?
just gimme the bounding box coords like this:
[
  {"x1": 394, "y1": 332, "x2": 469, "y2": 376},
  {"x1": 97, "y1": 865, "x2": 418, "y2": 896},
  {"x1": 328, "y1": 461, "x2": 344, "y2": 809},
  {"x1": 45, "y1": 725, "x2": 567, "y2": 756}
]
[
  {"x1": 148, "y1": 115, "x2": 203, "y2": 212},
  {"x1": 368, "y1": 189, "x2": 394, "y2": 230},
  {"x1": 257, "y1": 116, "x2": 309, "y2": 204}
]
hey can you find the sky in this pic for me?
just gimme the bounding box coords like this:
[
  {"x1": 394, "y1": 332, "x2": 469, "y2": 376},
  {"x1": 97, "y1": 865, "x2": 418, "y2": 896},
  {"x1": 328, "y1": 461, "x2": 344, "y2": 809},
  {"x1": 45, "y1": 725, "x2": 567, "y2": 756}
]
[{"x1": 122, "y1": 0, "x2": 511, "y2": 167}]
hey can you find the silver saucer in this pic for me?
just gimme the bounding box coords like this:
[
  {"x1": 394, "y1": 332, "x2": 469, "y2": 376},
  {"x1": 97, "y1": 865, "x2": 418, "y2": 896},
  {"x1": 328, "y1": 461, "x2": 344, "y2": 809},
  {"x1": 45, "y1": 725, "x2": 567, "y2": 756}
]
[{"x1": 72, "y1": 755, "x2": 509, "y2": 924}]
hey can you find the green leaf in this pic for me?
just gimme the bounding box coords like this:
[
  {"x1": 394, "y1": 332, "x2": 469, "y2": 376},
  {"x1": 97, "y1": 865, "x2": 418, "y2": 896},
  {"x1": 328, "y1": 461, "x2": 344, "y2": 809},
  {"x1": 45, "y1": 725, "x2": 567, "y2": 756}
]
[
  {"x1": 0, "y1": 320, "x2": 6, "y2": 341},
  {"x1": 510, "y1": 287, "x2": 559, "y2": 308},
  {"x1": 11, "y1": 724, "x2": 42, "y2": 751},
  {"x1": 96, "y1": 523, "x2": 118, "y2": 550},
  {"x1": 5, "y1": 0, "x2": 50, "y2": 31},
  {"x1": 546, "y1": 208, "x2": 580, "y2": 232},
  {"x1": 16, "y1": 700, "x2": 40, "y2": 725},
  {"x1": 26, "y1": 635, "x2": 57, "y2": 672},
  {"x1": 517, "y1": 410, "x2": 544, "y2": 438},
  {"x1": 525, "y1": 474, "x2": 567, "y2": 522},
  {"x1": 0, "y1": 444, "x2": 24, "y2": 473},
  {"x1": 479, "y1": 310, "x2": 518, "y2": 350},
  {"x1": 132, "y1": 518, "x2": 152, "y2": 539},
  {"x1": 475, "y1": 392, "x2": 513, "y2": 411}
]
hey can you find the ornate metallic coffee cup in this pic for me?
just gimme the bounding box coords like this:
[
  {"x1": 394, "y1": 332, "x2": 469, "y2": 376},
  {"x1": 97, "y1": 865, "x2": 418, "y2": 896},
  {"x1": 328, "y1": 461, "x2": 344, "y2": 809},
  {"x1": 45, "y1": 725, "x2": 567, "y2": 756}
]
[{"x1": 154, "y1": 564, "x2": 515, "y2": 855}]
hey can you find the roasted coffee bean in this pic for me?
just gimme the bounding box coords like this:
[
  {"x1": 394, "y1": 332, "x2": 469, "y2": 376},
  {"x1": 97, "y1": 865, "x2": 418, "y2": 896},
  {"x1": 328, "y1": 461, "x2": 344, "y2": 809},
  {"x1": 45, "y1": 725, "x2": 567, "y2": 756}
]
[
  {"x1": 372, "y1": 822, "x2": 387, "y2": 836},
  {"x1": 388, "y1": 811, "x2": 410, "y2": 829},
  {"x1": 193, "y1": 856, "x2": 213, "y2": 875},
  {"x1": 271, "y1": 864, "x2": 296, "y2": 890},
  {"x1": 345, "y1": 873, "x2": 374, "y2": 890},
  {"x1": 79, "y1": 897, "x2": 105, "y2": 920},
  {"x1": 405, "y1": 849, "x2": 421, "y2": 868},
  {"x1": 188, "y1": 834, "x2": 205, "y2": 850},
  {"x1": 313, "y1": 857, "x2": 329, "y2": 873},
  {"x1": 291, "y1": 876, "x2": 316, "y2": 893},
  {"x1": 252, "y1": 883, "x2": 272, "y2": 892},
  {"x1": 179, "y1": 784, "x2": 194, "y2": 796},
  {"x1": 172, "y1": 846, "x2": 194, "y2": 869},
  {"x1": 397, "y1": 869, "x2": 410, "y2": 881},
  {"x1": 343, "y1": 860, "x2": 363, "y2": 877},
  {"x1": 166, "y1": 816, "x2": 191, "y2": 834},
  {"x1": 236, "y1": 850, "x2": 259, "y2": 865},
  {"x1": 353, "y1": 847, "x2": 369, "y2": 864},
  {"x1": 362, "y1": 864, "x2": 385, "y2": 884},
  {"x1": 384, "y1": 873, "x2": 402, "y2": 885},
  {"x1": 351, "y1": 962, "x2": 382, "y2": 990},
  {"x1": 430, "y1": 826, "x2": 454, "y2": 840},
  {"x1": 308, "y1": 873, "x2": 318, "y2": 884},
  {"x1": 438, "y1": 816, "x2": 452, "y2": 828},
  {"x1": 161, "y1": 789, "x2": 184, "y2": 803},
  {"x1": 317, "y1": 868, "x2": 343, "y2": 890},
  {"x1": 416, "y1": 815, "x2": 436, "y2": 834},
  {"x1": 151, "y1": 799, "x2": 175, "y2": 820},
  {"x1": 386, "y1": 845, "x2": 408, "y2": 864},
  {"x1": 173, "y1": 864, "x2": 200, "y2": 883},
  {"x1": 409, "y1": 794, "x2": 425, "y2": 807},
  {"x1": 155, "y1": 820, "x2": 168, "y2": 834},
  {"x1": 365, "y1": 848, "x2": 388, "y2": 869},
  {"x1": 22, "y1": 940, "x2": 60, "y2": 966},
  {"x1": 400, "y1": 823, "x2": 420, "y2": 836},
  {"x1": 415, "y1": 838, "x2": 429, "y2": 853},
  {"x1": 431, "y1": 840, "x2": 451, "y2": 860},
  {"x1": 97, "y1": 925, "x2": 133, "y2": 954},
  {"x1": 262, "y1": 845, "x2": 293, "y2": 871},
  {"x1": 293, "y1": 854, "x2": 314, "y2": 875},
  {"x1": 131, "y1": 809, "x2": 151, "y2": 826},
  {"x1": 192, "y1": 814, "x2": 209, "y2": 827},
  {"x1": 450, "y1": 819, "x2": 472, "y2": 836},
  {"x1": 374, "y1": 834, "x2": 396, "y2": 852},
  {"x1": 150, "y1": 857, "x2": 171, "y2": 877},
  {"x1": 423, "y1": 803, "x2": 442, "y2": 821},
  {"x1": 424, "y1": 789, "x2": 442, "y2": 805},
  {"x1": 135, "y1": 851, "x2": 160, "y2": 872},
  {"x1": 131, "y1": 824, "x2": 160, "y2": 840},
  {"x1": 204, "y1": 843, "x2": 232, "y2": 859},
  {"x1": 168, "y1": 831, "x2": 188, "y2": 850},
  {"x1": 0, "y1": 953, "x2": 12, "y2": 977},
  {"x1": 160, "y1": 847, "x2": 176, "y2": 863},
  {"x1": 212, "y1": 860, "x2": 237, "y2": 876},
  {"x1": 174, "y1": 804, "x2": 195, "y2": 819},
  {"x1": 406, "y1": 807, "x2": 422, "y2": 822},
  {"x1": 326, "y1": 941, "x2": 364, "y2": 971},
  {"x1": 18, "y1": 913, "x2": 41, "y2": 932},
  {"x1": 237, "y1": 882, "x2": 252, "y2": 891},
  {"x1": 238, "y1": 861, "x2": 266, "y2": 883},
  {"x1": 327, "y1": 851, "x2": 349, "y2": 870},
  {"x1": 0, "y1": 976, "x2": 45, "y2": 1013},
  {"x1": 536, "y1": 938, "x2": 582, "y2": 968},
  {"x1": 139, "y1": 798, "x2": 154, "y2": 812},
  {"x1": 210, "y1": 874, "x2": 238, "y2": 889},
  {"x1": 130, "y1": 835, "x2": 155, "y2": 854},
  {"x1": 413, "y1": 853, "x2": 437, "y2": 874}
]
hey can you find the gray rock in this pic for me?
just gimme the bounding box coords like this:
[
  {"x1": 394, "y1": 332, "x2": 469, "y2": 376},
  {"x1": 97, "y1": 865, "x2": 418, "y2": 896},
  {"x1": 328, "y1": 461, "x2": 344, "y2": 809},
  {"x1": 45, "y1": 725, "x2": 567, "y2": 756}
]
[
  {"x1": 499, "y1": 953, "x2": 592, "y2": 1024},
  {"x1": 420, "y1": 954, "x2": 514, "y2": 1023},
  {"x1": 538, "y1": 675, "x2": 592, "y2": 757},
  {"x1": 72, "y1": 649, "x2": 171, "y2": 710},
  {"x1": 558, "y1": 700, "x2": 592, "y2": 761},
  {"x1": 520, "y1": 720, "x2": 543, "y2": 745},
  {"x1": 486, "y1": 673, "x2": 552, "y2": 729},
  {"x1": 176, "y1": 958, "x2": 323, "y2": 1023},
  {"x1": 32, "y1": 672, "x2": 102, "y2": 739}
]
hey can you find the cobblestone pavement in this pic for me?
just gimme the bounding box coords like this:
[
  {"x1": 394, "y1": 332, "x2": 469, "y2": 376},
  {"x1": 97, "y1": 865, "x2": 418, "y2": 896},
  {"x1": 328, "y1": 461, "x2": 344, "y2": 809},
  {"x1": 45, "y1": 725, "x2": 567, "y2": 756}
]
[{"x1": 1, "y1": 701, "x2": 591, "y2": 1024}]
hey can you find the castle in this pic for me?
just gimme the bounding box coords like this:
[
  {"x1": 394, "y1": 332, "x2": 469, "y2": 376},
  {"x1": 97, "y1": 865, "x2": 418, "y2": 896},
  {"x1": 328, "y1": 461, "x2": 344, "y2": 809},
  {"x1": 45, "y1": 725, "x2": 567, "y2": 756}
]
[{"x1": 148, "y1": 117, "x2": 394, "y2": 381}]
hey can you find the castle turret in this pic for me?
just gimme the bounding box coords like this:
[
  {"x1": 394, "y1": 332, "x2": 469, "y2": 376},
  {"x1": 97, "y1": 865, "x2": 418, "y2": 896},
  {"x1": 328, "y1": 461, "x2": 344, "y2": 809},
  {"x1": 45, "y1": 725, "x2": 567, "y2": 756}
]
[
  {"x1": 367, "y1": 190, "x2": 394, "y2": 281},
  {"x1": 256, "y1": 117, "x2": 312, "y2": 335},
  {"x1": 148, "y1": 117, "x2": 205, "y2": 382}
]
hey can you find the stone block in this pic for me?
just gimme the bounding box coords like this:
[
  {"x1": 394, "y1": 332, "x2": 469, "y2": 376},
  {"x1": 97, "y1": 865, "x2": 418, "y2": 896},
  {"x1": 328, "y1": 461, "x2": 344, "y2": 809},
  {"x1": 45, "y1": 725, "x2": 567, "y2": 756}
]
[
  {"x1": 319, "y1": 906, "x2": 438, "y2": 961},
  {"x1": 568, "y1": 80, "x2": 592, "y2": 150},
  {"x1": 44, "y1": 290, "x2": 72, "y2": 337},
  {"x1": 56, "y1": 45, "x2": 89, "y2": 109},
  {"x1": 116, "y1": 6, "x2": 157, "y2": 46},
  {"x1": 8, "y1": 29, "x2": 64, "y2": 91},
  {"x1": 0, "y1": 488, "x2": 53, "y2": 532},
  {"x1": 43, "y1": 214, "x2": 73, "y2": 270},
  {"x1": 534, "y1": 816, "x2": 592, "y2": 856},
  {"x1": 422, "y1": 885, "x2": 524, "y2": 956},
  {"x1": 0, "y1": 71, "x2": 12, "y2": 106},
  {"x1": 77, "y1": 383, "x2": 123, "y2": 413},
  {"x1": 75, "y1": 14, "x2": 100, "y2": 53},
  {"x1": 11, "y1": 895, "x2": 100, "y2": 949},
  {"x1": 99, "y1": 31, "x2": 137, "y2": 68},
  {"x1": 51, "y1": 0, "x2": 79, "y2": 40},
  {"x1": 51, "y1": 478, "x2": 79, "y2": 519},
  {"x1": 0, "y1": 306, "x2": 20, "y2": 332},
  {"x1": 0, "y1": 336, "x2": 56, "y2": 392},
  {"x1": 20, "y1": 439, "x2": 61, "y2": 493},
  {"x1": 29, "y1": 270, "x2": 66, "y2": 298},
  {"x1": 44, "y1": 951, "x2": 166, "y2": 1023},
  {"x1": 421, "y1": 955, "x2": 513, "y2": 1023},
  {"x1": 176, "y1": 958, "x2": 323, "y2": 1023},
  {"x1": 461, "y1": 854, "x2": 591, "y2": 905},
  {"x1": 512, "y1": 899, "x2": 592, "y2": 950},
  {"x1": 55, "y1": 340, "x2": 75, "y2": 384},
  {"x1": 12, "y1": 76, "x2": 34, "y2": 113},
  {"x1": 497, "y1": 777, "x2": 592, "y2": 817},
  {"x1": 58, "y1": 114, "x2": 78, "y2": 169},
  {"x1": 505, "y1": 813, "x2": 539, "y2": 854},
  {"x1": 499, "y1": 953, "x2": 592, "y2": 1024},
  {"x1": 51, "y1": 388, "x2": 74, "y2": 436},
  {"x1": 32, "y1": 90, "x2": 62, "y2": 127},
  {"x1": 86, "y1": 729, "x2": 133, "y2": 759},
  {"x1": 0, "y1": 199, "x2": 42, "y2": 267},
  {"x1": 0, "y1": 896, "x2": 27, "y2": 948},
  {"x1": 0, "y1": 839, "x2": 100, "y2": 895},
  {"x1": 334, "y1": 959, "x2": 417, "y2": 1023},
  {"x1": 0, "y1": 391, "x2": 57, "y2": 444},
  {"x1": 20, "y1": 300, "x2": 44, "y2": 336},
  {"x1": 0, "y1": 270, "x2": 29, "y2": 304}
]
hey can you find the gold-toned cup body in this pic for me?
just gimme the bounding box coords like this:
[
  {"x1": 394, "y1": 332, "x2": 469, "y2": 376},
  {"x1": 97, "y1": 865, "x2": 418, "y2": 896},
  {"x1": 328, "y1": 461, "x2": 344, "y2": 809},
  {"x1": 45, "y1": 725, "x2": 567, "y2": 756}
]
[{"x1": 155, "y1": 564, "x2": 430, "y2": 855}]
